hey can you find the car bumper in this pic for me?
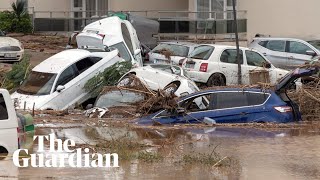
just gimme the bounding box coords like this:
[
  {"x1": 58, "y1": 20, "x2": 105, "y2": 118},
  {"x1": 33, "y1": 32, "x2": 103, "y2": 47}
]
[
  {"x1": 184, "y1": 69, "x2": 211, "y2": 84},
  {"x1": 0, "y1": 50, "x2": 24, "y2": 62}
]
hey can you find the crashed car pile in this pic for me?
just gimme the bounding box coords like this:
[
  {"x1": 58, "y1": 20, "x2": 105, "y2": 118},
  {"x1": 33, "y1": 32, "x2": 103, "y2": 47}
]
[{"x1": 7, "y1": 16, "x2": 320, "y2": 126}]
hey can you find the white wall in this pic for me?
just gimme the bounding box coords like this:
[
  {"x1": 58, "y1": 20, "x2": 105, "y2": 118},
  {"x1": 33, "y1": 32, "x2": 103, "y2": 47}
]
[{"x1": 238, "y1": 0, "x2": 320, "y2": 43}]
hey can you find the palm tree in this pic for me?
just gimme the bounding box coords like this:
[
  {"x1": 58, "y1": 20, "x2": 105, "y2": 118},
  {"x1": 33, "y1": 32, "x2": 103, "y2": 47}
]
[{"x1": 11, "y1": 0, "x2": 27, "y2": 21}]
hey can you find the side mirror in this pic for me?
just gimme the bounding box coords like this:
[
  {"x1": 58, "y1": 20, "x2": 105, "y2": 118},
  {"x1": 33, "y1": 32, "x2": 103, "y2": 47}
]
[
  {"x1": 56, "y1": 85, "x2": 65, "y2": 92},
  {"x1": 306, "y1": 50, "x2": 317, "y2": 57},
  {"x1": 134, "y1": 49, "x2": 141, "y2": 57},
  {"x1": 265, "y1": 63, "x2": 272, "y2": 69},
  {"x1": 86, "y1": 104, "x2": 93, "y2": 110}
]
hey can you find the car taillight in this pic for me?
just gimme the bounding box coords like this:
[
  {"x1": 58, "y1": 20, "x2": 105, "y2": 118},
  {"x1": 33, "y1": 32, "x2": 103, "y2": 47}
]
[
  {"x1": 274, "y1": 106, "x2": 292, "y2": 113},
  {"x1": 199, "y1": 63, "x2": 208, "y2": 72},
  {"x1": 98, "y1": 34, "x2": 105, "y2": 38}
]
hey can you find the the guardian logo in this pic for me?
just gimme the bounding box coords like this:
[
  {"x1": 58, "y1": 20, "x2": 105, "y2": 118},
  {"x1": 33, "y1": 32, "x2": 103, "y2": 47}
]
[{"x1": 13, "y1": 133, "x2": 119, "y2": 168}]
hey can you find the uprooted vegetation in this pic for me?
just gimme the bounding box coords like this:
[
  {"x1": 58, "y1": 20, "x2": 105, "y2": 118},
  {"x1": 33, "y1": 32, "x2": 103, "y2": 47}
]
[
  {"x1": 0, "y1": 55, "x2": 31, "y2": 91},
  {"x1": 84, "y1": 61, "x2": 132, "y2": 97}
]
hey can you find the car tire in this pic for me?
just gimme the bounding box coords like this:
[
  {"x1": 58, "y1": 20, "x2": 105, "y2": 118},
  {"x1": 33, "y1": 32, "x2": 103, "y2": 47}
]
[
  {"x1": 164, "y1": 83, "x2": 179, "y2": 95},
  {"x1": 207, "y1": 73, "x2": 226, "y2": 87}
]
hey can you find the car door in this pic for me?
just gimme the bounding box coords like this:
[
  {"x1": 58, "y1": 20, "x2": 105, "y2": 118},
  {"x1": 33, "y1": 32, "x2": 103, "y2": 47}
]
[
  {"x1": 243, "y1": 50, "x2": 276, "y2": 84},
  {"x1": 286, "y1": 41, "x2": 315, "y2": 68},
  {"x1": 47, "y1": 65, "x2": 79, "y2": 110},
  {"x1": 210, "y1": 92, "x2": 251, "y2": 123},
  {"x1": 261, "y1": 40, "x2": 287, "y2": 69},
  {"x1": 218, "y1": 49, "x2": 245, "y2": 85},
  {"x1": 151, "y1": 93, "x2": 212, "y2": 124}
]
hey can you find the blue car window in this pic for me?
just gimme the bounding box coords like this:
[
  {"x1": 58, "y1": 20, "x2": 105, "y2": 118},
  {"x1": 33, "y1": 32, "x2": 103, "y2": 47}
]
[
  {"x1": 247, "y1": 93, "x2": 269, "y2": 105},
  {"x1": 214, "y1": 92, "x2": 248, "y2": 109}
]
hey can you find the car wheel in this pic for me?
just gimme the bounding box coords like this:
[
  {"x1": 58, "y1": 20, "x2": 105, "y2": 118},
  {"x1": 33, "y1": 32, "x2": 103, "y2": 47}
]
[
  {"x1": 164, "y1": 83, "x2": 179, "y2": 95},
  {"x1": 207, "y1": 74, "x2": 226, "y2": 87},
  {"x1": 0, "y1": 147, "x2": 8, "y2": 160}
]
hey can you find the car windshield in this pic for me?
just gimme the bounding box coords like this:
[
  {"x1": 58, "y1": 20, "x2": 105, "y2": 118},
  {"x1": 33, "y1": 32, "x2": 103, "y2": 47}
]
[
  {"x1": 95, "y1": 90, "x2": 145, "y2": 108},
  {"x1": 17, "y1": 71, "x2": 57, "y2": 95},
  {"x1": 189, "y1": 45, "x2": 214, "y2": 60},
  {"x1": 152, "y1": 43, "x2": 189, "y2": 57},
  {"x1": 307, "y1": 40, "x2": 320, "y2": 51}
]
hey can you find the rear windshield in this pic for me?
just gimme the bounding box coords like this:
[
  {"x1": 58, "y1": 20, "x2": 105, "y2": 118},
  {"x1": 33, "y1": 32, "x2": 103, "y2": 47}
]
[
  {"x1": 95, "y1": 90, "x2": 145, "y2": 108},
  {"x1": 17, "y1": 71, "x2": 57, "y2": 95},
  {"x1": 152, "y1": 43, "x2": 189, "y2": 57},
  {"x1": 189, "y1": 45, "x2": 214, "y2": 60}
]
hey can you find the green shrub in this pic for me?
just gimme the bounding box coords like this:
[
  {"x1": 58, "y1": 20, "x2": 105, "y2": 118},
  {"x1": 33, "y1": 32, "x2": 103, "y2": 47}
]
[
  {"x1": 3, "y1": 55, "x2": 31, "y2": 90},
  {"x1": 0, "y1": 11, "x2": 15, "y2": 32},
  {"x1": 84, "y1": 61, "x2": 132, "y2": 97}
]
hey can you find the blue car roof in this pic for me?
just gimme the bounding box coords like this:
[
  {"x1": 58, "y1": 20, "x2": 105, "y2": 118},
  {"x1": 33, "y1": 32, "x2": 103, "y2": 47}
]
[{"x1": 180, "y1": 88, "x2": 273, "y2": 101}]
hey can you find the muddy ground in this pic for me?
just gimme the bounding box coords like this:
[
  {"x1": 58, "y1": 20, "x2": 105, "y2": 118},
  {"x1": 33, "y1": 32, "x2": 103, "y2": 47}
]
[{"x1": 1, "y1": 34, "x2": 320, "y2": 180}]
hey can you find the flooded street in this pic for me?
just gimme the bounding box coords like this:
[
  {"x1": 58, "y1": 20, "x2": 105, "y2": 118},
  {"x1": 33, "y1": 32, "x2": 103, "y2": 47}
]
[{"x1": 1, "y1": 122, "x2": 320, "y2": 180}]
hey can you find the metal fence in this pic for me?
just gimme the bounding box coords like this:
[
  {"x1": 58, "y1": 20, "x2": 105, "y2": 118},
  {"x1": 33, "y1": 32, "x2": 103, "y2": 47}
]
[{"x1": 0, "y1": 9, "x2": 247, "y2": 41}]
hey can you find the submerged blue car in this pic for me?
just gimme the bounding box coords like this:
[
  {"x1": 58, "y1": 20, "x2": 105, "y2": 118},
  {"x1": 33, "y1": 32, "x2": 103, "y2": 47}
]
[{"x1": 138, "y1": 67, "x2": 319, "y2": 124}]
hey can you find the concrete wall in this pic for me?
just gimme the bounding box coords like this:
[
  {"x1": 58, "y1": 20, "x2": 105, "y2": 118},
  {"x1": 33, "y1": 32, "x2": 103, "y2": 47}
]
[
  {"x1": 28, "y1": 0, "x2": 70, "y2": 12},
  {"x1": 238, "y1": 0, "x2": 320, "y2": 43},
  {"x1": 109, "y1": 0, "x2": 188, "y2": 11},
  {"x1": 0, "y1": 0, "x2": 17, "y2": 10}
]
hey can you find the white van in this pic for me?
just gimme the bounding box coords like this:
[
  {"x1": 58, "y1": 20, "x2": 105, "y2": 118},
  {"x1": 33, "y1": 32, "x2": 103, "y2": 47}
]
[
  {"x1": 11, "y1": 48, "x2": 123, "y2": 110},
  {"x1": 77, "y1": 16, "x2": 143, "y2": 67},
  {"x1": 0, "y1": 89, "x2": 19, "y2": 158}
]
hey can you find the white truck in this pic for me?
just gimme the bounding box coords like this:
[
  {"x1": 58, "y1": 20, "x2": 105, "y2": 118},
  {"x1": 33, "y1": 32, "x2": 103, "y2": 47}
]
[{"x1": 0, "y1": 89, "x2": 19, "y2": 159}]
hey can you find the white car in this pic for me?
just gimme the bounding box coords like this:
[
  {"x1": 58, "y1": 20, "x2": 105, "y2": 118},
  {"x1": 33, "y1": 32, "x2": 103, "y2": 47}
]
[
  {"x1": 11, "y1": 48, "x2": 123, "y2": 110},
  {"x1": 0, "y1": 89, "x2": 19, "y2": 159},
  {"x1": 77, "y1": 16, "x2": 143, "y2": 67},
  {"x1": 149, "y1": 42, "x2": 198, "y2": 65},
  {"x1": 0, "y1": 30, "x2": 24, "y2": 62},
  {"x1": 147, "y1": 64, "x2": 190, "y2": 78},
  {"x1": 118, "y1": 66, "x2": 200, "y2": 97},
  {"x1": 182, "y1": 44, "x2": 289, "y2": 86}
]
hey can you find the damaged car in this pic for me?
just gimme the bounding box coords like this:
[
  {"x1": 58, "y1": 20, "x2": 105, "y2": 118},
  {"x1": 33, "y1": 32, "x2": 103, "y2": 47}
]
[
  {"x1": 149, "y1": 42, "x2": 198, "y2": 65},
  {"x1": 183, "y1": 44, "x2": 289, "y2": 86},
  {"x1": 138, "y1": 67, "x2": 319, "y2": 125},
  {"x1": 11, "y1": 48, "x2": 123, "y2": 110},
  {"x1": 85, "y1": 86, "x2": 146, "y2": 118},
  {"x1": 118, "y1": 65, "x2": 200, "y2": 97},
  {"x1": 0, "y1": 30, "x2": 24, "y2": 62}
]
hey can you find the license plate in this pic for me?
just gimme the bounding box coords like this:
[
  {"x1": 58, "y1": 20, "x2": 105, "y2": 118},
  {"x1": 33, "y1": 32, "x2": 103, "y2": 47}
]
[
  {"x1": 185, "y1": 63, "x2": 195, "y2": 69},
  {"x1": 4, "y1": 53, "x2": 16, "y2": 58}
]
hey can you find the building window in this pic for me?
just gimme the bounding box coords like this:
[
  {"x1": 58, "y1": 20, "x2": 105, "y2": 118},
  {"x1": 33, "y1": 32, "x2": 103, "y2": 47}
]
[{"x1": 197, "y1": 0, "x2": 236, "y2": 19}]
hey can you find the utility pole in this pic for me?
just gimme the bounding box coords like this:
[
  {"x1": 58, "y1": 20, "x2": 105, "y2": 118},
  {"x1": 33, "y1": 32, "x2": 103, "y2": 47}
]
[{"x1": 232, "y1": 0, "x2": 241, "y2": 85}]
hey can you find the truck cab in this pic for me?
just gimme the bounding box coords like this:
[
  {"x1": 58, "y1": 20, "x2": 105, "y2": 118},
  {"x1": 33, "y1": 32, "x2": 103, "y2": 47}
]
[{"x1": 0, "y1": 89, "x2": 19, "y2": 159}]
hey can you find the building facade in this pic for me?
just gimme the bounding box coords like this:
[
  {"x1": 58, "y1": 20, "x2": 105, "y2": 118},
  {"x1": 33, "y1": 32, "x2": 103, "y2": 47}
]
[{"x1": 1, "y1": 0, "x2": 319, "y2": 42}]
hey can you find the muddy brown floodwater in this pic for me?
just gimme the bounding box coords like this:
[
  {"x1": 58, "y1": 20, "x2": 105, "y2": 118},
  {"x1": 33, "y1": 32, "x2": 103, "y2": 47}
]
[{"x1": 1, "y1": 121, "x2": 320, "y2": 180}]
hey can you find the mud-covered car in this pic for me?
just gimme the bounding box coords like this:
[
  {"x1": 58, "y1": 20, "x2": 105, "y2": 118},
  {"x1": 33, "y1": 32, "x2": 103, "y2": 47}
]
[
  {"x1": 118, "y1": 66, "x2": 200, "y2": 97},
  {"x1": 138, "y1": 67, "x2": 319, "y2": 125},
  {"x1": 85, "y1": 87, "x2": 147, "y2": 118}
]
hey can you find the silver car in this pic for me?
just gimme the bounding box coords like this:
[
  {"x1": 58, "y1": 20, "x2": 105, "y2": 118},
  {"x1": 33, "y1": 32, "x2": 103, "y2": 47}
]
[
  {"x1": 249, "y1": 38, "x2": 320, "y2": 69},
  {"x1": 149, "y1": 42, "x2": 198, "y2": 65}
]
